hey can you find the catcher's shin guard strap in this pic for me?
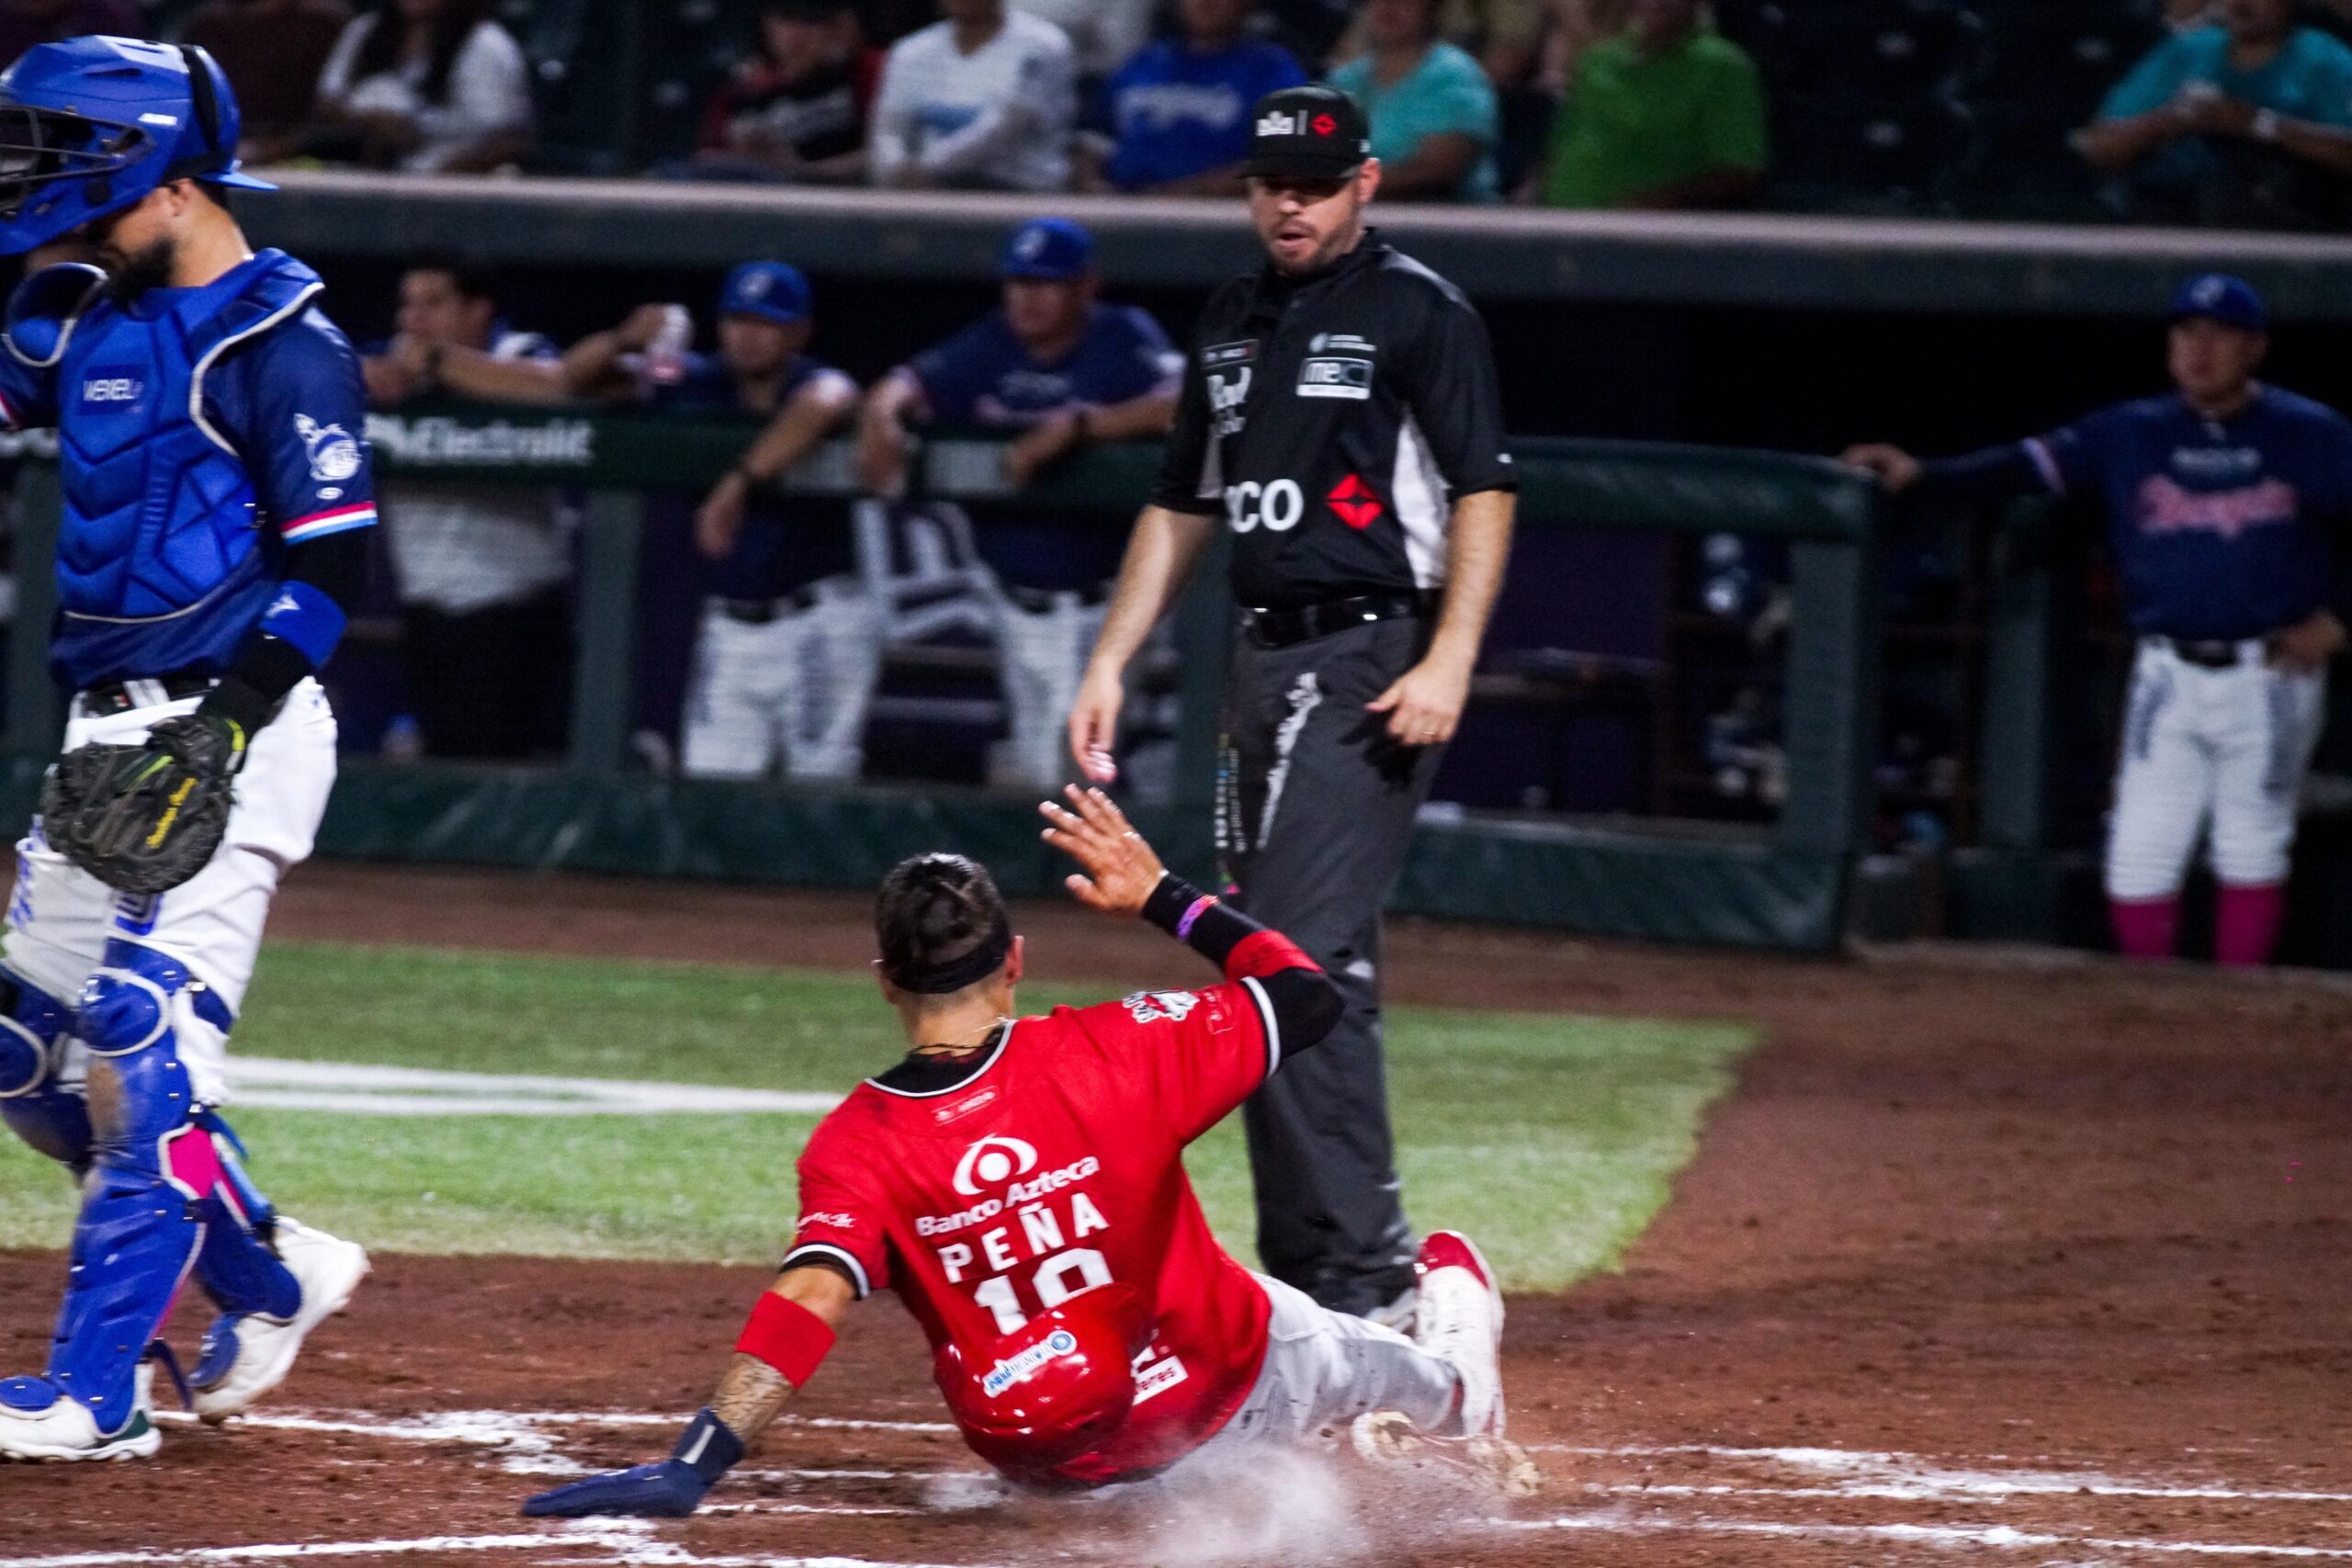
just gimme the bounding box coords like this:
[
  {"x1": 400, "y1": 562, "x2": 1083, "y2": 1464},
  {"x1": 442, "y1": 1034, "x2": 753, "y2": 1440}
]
[
  {"x1": 736, "y1": 1292, "x2": 836, "y2": 1389},
  {"x1": 672, "y1": 1407, "x2": 746, "y2": 1485}
]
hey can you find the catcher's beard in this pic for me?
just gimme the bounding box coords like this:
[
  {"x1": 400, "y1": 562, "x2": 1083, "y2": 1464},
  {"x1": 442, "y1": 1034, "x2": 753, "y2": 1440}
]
[{"x1": 102, "y1": 232, "x2": 176, "y2": 306}]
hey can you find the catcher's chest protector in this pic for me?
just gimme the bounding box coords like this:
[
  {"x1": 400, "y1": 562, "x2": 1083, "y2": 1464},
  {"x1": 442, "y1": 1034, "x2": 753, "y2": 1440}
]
[{"x1": 41, "y1": 251, "x2": 322, "y2": 638}]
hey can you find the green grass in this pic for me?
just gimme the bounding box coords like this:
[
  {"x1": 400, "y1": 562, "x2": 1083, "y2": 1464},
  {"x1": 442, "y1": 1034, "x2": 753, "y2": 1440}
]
[{"x1": 0, "y1": 942, "x2": 1751, "y2": 1291}]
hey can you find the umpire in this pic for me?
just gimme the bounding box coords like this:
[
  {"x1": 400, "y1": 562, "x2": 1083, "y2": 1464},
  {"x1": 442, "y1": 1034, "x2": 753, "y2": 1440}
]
[{"x1": 1067, "y1": 85, "x2": 1517, "y2": 1320}]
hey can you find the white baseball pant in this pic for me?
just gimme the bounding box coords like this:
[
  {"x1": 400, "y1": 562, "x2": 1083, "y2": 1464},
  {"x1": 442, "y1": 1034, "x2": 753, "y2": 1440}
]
[
  {"x1": 2105, "y1": 638, "x2": 2326, "y2": 901},
  {"x1": 3, "y1": 678, "x2": 337, "y2": 1108},
  {"x1": 682, "y1": 579, "x2": 882, "y2": 783},
  {"x1": 990, "y1": 591, "x2": 1109, "y2": 792},
  {"x1": 1179, "y1": 1273, "x2": 1458, "y2": 1463}
]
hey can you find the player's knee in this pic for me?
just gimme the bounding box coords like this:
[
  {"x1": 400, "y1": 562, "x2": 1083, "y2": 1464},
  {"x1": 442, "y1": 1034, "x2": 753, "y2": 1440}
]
[
  {"x1": 2103, "y1": 828, "x2": 2196, "y2": 902},
  {"x1": 76, "y1": 942, "x2": 187, "y2": 1059},
  {"x1": 0, "y1": 969, "x2": 70, "y2": 1098},
  {"x1": 2210, "y1": 829, "x2": 2292, "y2": 889}
]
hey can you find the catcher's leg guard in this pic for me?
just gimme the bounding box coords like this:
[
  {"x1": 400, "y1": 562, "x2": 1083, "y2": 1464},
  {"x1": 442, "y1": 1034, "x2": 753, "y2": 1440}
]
[
  {"x1": 0, "y1": 968, "x2": 86, "y2": 1170},
  {"x1": 14, "y1": 942, "x2": 214, "y2": 1424}
]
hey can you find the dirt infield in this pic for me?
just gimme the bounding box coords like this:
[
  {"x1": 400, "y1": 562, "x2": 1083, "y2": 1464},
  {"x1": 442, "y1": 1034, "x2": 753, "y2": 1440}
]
[{"x1": 7, "y1": 862, "x2": 2352, "y2": 1565}]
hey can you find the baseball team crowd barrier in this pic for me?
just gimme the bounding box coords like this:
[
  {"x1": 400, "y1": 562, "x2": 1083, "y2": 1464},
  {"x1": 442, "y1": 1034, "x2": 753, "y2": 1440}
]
[{"x1": 6, "y1": 410, "x2": 1899, "y2": 951}]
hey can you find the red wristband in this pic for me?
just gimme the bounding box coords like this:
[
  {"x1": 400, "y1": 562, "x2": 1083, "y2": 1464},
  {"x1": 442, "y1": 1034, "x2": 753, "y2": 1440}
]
[
  {"x1": 737, "y1": 1292, "x2": 837, "y2": 1389},
  {"x1": 1226, "y1": 929, "x2": 1317, "y2": 982}
]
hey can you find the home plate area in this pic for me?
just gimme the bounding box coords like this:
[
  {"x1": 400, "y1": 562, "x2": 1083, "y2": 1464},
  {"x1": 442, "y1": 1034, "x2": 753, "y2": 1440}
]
[{"x1": 10, "y1": 1397, "x2": 2352, "y2": 1568}]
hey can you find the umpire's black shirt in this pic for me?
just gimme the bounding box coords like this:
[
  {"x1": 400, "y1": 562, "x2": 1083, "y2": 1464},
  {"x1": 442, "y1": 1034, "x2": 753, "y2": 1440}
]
[{"x1": 1150, "y1": 230, "x2": 1516, "y2": 611}]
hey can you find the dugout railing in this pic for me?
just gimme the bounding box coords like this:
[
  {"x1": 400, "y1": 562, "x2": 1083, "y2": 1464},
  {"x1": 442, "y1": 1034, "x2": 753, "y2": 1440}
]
[{"x1": 2, "y1": 412, "x2": 1885, "y2": 952}]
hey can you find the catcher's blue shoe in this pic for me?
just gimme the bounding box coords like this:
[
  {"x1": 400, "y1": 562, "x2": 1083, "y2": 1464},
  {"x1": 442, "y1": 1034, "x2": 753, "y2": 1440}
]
[{"x1": 0, "y1": 1364, "x2": 160, "y2": 1462}]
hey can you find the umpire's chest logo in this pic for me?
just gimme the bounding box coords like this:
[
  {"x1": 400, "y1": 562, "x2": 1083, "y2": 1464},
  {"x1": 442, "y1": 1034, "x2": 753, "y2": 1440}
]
[{"x1": 1296, "y1": 355, "x2": 1372, "y2": 400}]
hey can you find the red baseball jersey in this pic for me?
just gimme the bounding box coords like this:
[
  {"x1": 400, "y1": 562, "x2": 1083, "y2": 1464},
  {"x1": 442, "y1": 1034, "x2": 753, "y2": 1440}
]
[{"x1": 783, "y1": 976, "x2": 1285, "y2": 1484}]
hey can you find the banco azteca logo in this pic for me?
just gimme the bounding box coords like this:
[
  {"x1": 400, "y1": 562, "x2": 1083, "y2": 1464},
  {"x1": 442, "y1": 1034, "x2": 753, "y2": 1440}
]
[{"x1": 953, "y1": 1135, "x2": 1039, "y2": 1197}]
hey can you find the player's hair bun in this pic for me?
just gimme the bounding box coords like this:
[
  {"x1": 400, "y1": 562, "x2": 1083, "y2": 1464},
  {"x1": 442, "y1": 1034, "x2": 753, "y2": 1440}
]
[{"x1": 876, "y1": 853, "x2": 1012, "y2": 995}]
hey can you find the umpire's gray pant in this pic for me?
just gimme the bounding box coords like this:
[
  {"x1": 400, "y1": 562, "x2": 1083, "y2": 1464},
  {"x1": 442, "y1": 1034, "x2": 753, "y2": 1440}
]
[{"x1": 1221, "y1": 615, "x2": 1442, "y2": 1316}]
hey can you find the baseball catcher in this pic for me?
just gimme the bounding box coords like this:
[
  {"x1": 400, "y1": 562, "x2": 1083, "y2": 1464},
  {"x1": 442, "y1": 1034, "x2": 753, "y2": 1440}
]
[
  {"x1": 524, "y1": 786, "x2": 1530, "y2": 1515},
  {"x1": 0, "y1": 38, "x2": 371, "y2": 1461}
]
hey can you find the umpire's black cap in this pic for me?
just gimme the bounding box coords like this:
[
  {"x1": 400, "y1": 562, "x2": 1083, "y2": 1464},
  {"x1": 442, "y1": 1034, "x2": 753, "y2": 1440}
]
[{"x1": 1241, "y1": 85, "x2": 1371, "y2": 179}]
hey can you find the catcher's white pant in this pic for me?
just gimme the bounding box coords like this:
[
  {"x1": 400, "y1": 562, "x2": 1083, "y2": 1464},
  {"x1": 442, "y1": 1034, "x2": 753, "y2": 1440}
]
[
  {"x1": 683, "y1": 582, "x2": 881, "y2": 783},
  {"x1": 991, "y1": 592, "x2": 1109, "y2": 792},
  {"x1": 2106, "y1": 639, "x2": 2326, "y2": 901},
  {"x1": 1180, "y1": 1273, "x2": 1457, "y2": 1463},
  {"x1": 3, "y1": 678, "x2": 336, "y2": 1107}
]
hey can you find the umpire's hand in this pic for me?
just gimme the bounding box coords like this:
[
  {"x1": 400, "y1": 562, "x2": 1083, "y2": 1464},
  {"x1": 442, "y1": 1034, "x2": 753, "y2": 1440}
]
[
  {"x1": 1041, "y1": 785, "x2": 1164, "y2": 916},
  {"x1": 1368, "y1": 654, "x2": 1474, "y2": 748}
]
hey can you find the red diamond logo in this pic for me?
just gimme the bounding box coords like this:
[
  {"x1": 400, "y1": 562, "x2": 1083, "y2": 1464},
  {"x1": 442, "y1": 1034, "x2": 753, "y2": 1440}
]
[
  {"x1": 1312, "y1": 113, "x2": 1338, "y2": 137},
  {"x1": 1328, "y1": 474, "x2": 1382, "y2": 529}
]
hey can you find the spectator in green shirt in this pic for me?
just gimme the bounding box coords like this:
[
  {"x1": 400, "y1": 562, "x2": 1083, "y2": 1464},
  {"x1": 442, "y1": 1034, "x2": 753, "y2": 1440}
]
[
  {"x1": 1327, "y1": 0, "x2": 1501, "y2": 201},
  {"x1": 1533, "y1": 0, "x2": 1767, "y2": 209},
  {"x1": 2076, "y1": 0, "x2": 2352, "y2": 227}
]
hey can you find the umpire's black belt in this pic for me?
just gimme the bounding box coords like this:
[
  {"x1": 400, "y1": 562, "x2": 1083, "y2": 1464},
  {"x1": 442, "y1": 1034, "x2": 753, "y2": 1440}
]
[
  {"x1": 1243, "y1": 592, "x2": 1435, "y2": 649},
  {"x1": 2155, "y1": 637, "x2": 2256, "y2": 670},
  {"x1": 74, "y1": 671, "x2": 216, "y2": 716}
]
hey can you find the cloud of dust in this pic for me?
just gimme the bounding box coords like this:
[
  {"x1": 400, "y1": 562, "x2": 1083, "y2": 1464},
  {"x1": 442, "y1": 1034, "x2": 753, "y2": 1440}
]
[{"x1": 1099, "y1": 1440, "x2": 1501, "y2": 1568}]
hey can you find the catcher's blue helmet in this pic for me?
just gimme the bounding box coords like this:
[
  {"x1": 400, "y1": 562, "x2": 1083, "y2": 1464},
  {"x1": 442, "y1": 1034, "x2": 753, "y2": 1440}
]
[{"x1": 0, "y1": 36, "x2": 276, "y2": 256}]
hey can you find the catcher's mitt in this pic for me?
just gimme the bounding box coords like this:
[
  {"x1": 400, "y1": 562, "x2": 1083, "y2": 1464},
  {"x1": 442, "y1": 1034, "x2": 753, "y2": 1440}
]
[{"x1": 41, "y1": 714, "x2": 245, "y2": 896}]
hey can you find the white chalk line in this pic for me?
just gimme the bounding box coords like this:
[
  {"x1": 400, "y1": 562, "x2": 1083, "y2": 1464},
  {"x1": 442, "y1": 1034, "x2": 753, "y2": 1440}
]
[
  {"x1": 0, "y1": 1548, "x2": 987, "y2": 1568},
  {"x1": 224, "y1": 1058, "x2": 842, "y2": 1118},
  {"x1": 1516, "y1": 1512, "x2": 2352, "y2": 1559},
  {"x1": 117, "y1": 1413, "x2": 2352, "y2": 1565},
  {"x1": 1543, "y1": 1443, "x2": 2352, "y2": 1505},
  {"x1": 156, "y1": 1409, "x2": 955, "y2": 1448}
]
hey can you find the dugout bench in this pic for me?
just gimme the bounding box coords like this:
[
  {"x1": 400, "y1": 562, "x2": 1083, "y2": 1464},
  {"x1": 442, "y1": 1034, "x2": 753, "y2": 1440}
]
[{"x1": 3, "y1": 412, "x2": 1895, "y2": 952}]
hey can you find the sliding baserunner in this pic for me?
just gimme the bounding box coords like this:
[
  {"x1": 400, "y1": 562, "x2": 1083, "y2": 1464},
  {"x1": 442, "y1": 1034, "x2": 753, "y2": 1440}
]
[{"x1": 526, "y1": 786, "x2": 1532, "y2": 1516}]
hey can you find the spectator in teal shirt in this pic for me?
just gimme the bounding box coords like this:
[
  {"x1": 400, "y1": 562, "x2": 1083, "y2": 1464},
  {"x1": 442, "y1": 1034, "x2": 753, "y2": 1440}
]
[
  {"x1": 2077, "y1": 0, "x2": 2352, "y2": 226},
  {"x1": 1327, "y1": 0, "x2": 1499, "y2": 201}
]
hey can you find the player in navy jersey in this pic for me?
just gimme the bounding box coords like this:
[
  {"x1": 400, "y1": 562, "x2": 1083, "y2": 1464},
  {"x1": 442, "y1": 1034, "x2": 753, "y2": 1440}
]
[
  {"x1": 560, "y1": 264, "x2": 865, "y2": 780},
  {"x1": 0, "y1": 37, "x2": 374, "y2": 1461},
  {"x1": 1846, "y1": 273, "x2": 2352, "y2": 966},
  {"x1": 856, "y1": 218, "x2": 1180, "y2": 788}
]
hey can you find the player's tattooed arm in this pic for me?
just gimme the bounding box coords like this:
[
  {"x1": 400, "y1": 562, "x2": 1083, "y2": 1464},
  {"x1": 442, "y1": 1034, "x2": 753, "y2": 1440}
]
[
  {"x1": 711, "y1": 1262, "x2": 858, "y2": 1443},
  {"x1": 709, "y1": 1354, "x2": 797, "y2": 1441}
]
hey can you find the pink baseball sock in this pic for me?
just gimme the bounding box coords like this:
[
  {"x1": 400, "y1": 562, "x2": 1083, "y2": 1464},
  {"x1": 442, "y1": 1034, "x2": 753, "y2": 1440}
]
[
  {"x1": 2214, "y1": 883, "x2": 2287, "y2": 968},
  {"x1": 2109, "y1": 896, "x2": 2179, "y2": 960}
]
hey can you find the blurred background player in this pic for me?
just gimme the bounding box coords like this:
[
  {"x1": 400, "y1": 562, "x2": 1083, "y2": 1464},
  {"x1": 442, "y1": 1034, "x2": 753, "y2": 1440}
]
[
  {"x1": 360, "y1": 256, "x2": 573, "y2": 761},
  {"x1": 561, "y1": 264, "x2": 867, "y2": 781},
  {"x1": 856, "y1": 217, "x2": 1179, "y2": 789},
  {"x1": 1845, "y1": 273, "x2": 2352, "y2": 967},
  {"x1": 1070, "y1": 88, "x2": 1516, "y2": 1321},
  {"x1": 521, "y1": 786, "x2": 1524, "y2": 1517},
  {"x1": 0, "y1": 37, "x2": 372, "y2": 1461}
]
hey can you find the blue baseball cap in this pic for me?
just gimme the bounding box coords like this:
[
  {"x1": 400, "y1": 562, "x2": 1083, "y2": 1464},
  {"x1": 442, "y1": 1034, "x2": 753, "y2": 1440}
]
[
  {"x1": 2171, "y1": 273, "x2": 2267, "y2": 333},
  {"x1": 999, "y1": 218, "x2": 1092, "y2": 281},
  {"x1": 718, "y1": 260, "x2": 811, "y2": 326}
]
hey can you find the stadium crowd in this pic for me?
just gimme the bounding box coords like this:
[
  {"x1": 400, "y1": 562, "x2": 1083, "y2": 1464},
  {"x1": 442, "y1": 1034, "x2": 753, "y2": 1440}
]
[{"x1": 17, "y1": 0, "x2": 2352, "y2": 221}]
